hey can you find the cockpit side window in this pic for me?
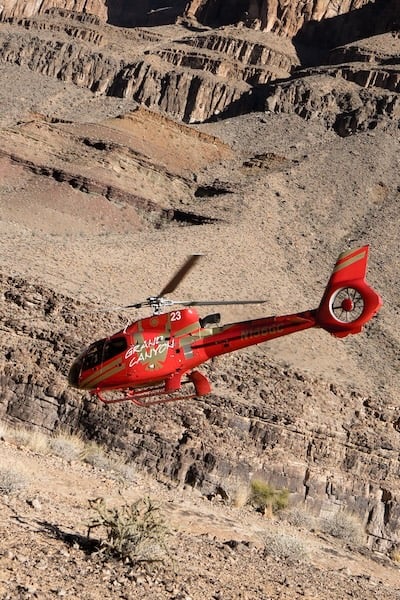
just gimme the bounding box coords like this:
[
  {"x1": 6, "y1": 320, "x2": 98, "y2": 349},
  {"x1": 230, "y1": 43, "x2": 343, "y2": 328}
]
[
  {"x1": 82, "y1": 339, "x2": 105, "y2": 370},
  {"x1": 103, "y1": 337, "x2": 127, "y2": 362}
]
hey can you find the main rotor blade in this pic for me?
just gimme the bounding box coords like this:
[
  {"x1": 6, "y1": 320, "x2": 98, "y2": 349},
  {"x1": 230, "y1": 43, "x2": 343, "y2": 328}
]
[
  {"x1": 124, "y1": 301, "x2": 149, "y2": 309},
  {"x1": 159, "y1": 254, "x2": 202, "y2": 296},
  {"x1": 177, "y1": 299, "x2": 267, "y2": 307}
]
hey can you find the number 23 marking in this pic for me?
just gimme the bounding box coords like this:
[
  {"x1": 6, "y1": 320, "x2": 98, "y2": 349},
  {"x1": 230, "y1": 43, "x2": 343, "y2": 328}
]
[{"x1": 170, "y1": 311, "x2": 182, "y2": 321}]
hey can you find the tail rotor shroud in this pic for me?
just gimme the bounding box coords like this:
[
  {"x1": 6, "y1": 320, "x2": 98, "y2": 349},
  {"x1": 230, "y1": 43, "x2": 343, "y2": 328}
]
[{"x1": 329, "y1": 287, "x2": 365, "y2": 323}]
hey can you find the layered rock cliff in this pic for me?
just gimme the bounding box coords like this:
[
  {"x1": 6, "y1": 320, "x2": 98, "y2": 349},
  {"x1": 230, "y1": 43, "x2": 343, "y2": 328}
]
[
  {"x1": 0, "y1": 0, "x2": 107, "y2": 21},
  {"x1": 186, "y1": 0, "x2": 369, "y2": 34},
  {"x1": 0, "y1": 0, "x2": 399, "y2": 559},
  {"x1": 1, "y1": 274, "x2": 399, "y2": 552},
  {"x1": 0, "y1": 6, "x2": 398, "y2": 125}
]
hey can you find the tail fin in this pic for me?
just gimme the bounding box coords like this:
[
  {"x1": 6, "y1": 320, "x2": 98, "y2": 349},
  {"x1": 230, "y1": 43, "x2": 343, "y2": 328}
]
[{"x1": 316, "y1": 245, "x2": 382, "y2": 338}]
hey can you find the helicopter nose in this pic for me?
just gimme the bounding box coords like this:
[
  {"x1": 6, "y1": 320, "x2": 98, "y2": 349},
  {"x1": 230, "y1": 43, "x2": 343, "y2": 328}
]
[{"x1": 68, "y1": 358, "x2": 82, "y2": 388}]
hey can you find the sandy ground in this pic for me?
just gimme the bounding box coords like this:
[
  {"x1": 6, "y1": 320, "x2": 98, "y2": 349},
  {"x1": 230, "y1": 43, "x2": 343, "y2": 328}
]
[{"x1": 1, "y1": 438, "x2": 399, "y2": 600}]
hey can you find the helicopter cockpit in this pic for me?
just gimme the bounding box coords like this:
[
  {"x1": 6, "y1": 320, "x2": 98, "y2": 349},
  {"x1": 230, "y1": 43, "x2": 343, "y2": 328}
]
[{"x1": 68, "y1": 336, "x2": 128, "y2": 387}]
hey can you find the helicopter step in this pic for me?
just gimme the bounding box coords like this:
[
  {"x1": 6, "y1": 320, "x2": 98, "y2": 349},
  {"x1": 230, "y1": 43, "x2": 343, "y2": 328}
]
[{"x1": 93, "y1": 370, "x2": 211, "y2": 407}]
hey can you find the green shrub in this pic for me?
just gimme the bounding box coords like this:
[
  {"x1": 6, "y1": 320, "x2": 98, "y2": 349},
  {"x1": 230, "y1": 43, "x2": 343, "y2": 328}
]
[
  {"x1": 86, "y1": 496, "x2": 170, "y2": 565},
  {"x1": 249, "y1": 479, "x2": 289, "y2": 516}
]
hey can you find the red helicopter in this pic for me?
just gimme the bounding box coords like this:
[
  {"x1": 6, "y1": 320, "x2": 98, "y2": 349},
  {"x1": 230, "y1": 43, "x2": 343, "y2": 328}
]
[{"x1": 68, "y1": 245, "x2": 382, "y2": 406}]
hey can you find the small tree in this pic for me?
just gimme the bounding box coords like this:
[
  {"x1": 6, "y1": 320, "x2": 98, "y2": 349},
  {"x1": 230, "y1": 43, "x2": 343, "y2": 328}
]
[{"x1": 249, "y1": 479, "x2": 289, "y2": 517}]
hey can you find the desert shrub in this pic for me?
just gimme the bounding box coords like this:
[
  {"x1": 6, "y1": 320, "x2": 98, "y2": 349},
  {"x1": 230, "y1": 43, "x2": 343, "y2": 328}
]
[
  {"x1": 232, "y1": 484, "x2": 250, "y2": 509},
  {"x1": 282, "y1": 506, "x2": 316, "y2": 529},
  {"x1": 319, "y1": 511, "x2": 365, "y2": 545},
  {"x1": 84, "y1": 442, "x2": 112, "y2": 470},
  {"x1": 83, "y1": 444, "x2": 136, "y2": 483},
  {"x1": 0, "y1": 422, "x2": 9, "y2": 440},
  {"x1": 111, "y1": 460, "x2": 136, "y2": 483},
  {"x1": 86, "y1": 496, "x2": 170, "y2": 565},
  {"x1": 11, "y1": 428, "x2": 50, "y2": 454},
  {"x1": 263, "y1": 531, "x2": 308, "y2": 563},
  {"x1": 49, "y1": 432, "x2": 85, "y2": 461},
  {"x1": 249, "y1": 479, "x2": 289, "y2": 516},
  {"x1": 390, "y1": 547, "x2": 400, "y2": 563},
  {"x1": 0, "y1": 467, "x2": 28, "y2": 495},
  {"x1": 0, "y1": 423, "x2": 49, "y2": 453}
]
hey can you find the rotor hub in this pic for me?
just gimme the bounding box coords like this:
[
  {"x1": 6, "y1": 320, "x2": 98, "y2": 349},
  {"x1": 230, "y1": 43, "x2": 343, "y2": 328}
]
[{"x1": 341, "y1": 297, "x2": 354, "y2": 312}]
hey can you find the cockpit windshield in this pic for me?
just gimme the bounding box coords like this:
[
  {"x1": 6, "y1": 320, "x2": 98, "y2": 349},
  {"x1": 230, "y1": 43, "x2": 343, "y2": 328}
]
[{"x1": 81, "y1": 336, "x2": 128, "y2": 371}]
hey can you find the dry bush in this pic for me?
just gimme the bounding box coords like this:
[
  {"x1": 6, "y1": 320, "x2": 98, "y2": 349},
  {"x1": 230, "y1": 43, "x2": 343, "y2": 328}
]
[
  {"x1": 249, "y1": 479, "x2": 289, "y2": 516},
  {"x1": 263, "y1": 531, "x2": 308, "y2": 563},
  {"x1": 232, "y1": 484, "x2": 250, "y2": 509},
  {"x1": 282, "y1": 506, "x2": 316, "y2": 529},
  {"x1": 49, "y1": 432, "x2": 85, "y2": 461},
  {"x1": 84, "y1": 442, "x2": 112, "y2": 470},
  {"x1": 390, "y1": 547, "x2": 400, "y2": 563},
  {"x1": 0, "y1": 467, "x2": 28, "y2": 495},
  {"x1": 86, "y1": 496, "x2": 170, "y2": 565},
  {"x1": 12, "y1": 428, "x2": 49, "y2": 454},
  {"x1": 319, "y1": 511, "x2": 365, "y2": 545},
  {"x1": 0, "y1": 423, "x2": 49, "y2": 453},
  {"x1": 110, "y1": 460, "x2": 136, "y2": 483},
  {"x1": 0, "y1": 422, "x2": 9, "y2": 440},
  {"x1": 2, "y1": 422, "x2": 137, "y2": 482},
  {"x1": 83, "y1": 444, "x2": 136, "y2": 483}
]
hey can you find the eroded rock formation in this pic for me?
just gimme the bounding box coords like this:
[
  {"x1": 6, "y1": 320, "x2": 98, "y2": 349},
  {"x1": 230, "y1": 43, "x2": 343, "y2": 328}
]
[
  {"x1": 0, "y1": 7, "x2": 398, "y2": 126},
  {"x1": 0, "y1": 0, "x2": 107, "y2": 21},
  {"x1": 0, "y1": 0, "x2": 399, "y2": 557},
  {"x1": 1, "y1": 275, "x2": 399, "y2": 552},
  {"x1": 185, "y1": 0, "x2": 396, "y2": 38}
]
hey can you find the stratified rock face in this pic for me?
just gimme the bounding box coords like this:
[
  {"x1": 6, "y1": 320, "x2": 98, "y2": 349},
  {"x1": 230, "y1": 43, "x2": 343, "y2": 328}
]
[
  {"x1": 1, "y1": 0, "x2": 396, "y2": 37},
  {"x1": 0, "y1": 0, "x2": 107, "y2": 21},
  {"x1": 0, "y1": 4, "x2": 398, "y2": 126},
  {"x1": 0, "y1": 1, "x2": 188, "y2": 26},
  {"x1": 1, "y1": 275, "x2": 399, "y2": 552},
  {"x1": 185, "y1": 0, "x2": 374, "y2": 35}
]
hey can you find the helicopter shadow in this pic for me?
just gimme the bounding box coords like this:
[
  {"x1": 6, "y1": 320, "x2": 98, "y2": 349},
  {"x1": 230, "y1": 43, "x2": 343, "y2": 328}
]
[{"x1": 105, "y1": 0, "x2": 188, "y2": 27}]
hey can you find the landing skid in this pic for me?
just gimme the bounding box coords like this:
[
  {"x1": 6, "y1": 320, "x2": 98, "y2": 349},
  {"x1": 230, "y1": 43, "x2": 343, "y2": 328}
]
[{"x1": 92, "y1": 370, "x2": 211, "y2": 407}]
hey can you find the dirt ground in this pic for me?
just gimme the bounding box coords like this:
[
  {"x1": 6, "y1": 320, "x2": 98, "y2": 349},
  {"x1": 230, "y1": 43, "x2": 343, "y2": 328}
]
[{"x1": 1, "y1": 439, "x2": 399, "y2": 600}]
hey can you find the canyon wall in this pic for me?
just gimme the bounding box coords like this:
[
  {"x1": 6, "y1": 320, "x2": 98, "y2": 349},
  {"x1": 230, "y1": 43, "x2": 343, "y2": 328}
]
[
  {"x1": 0, "y1": 9, "x2": 398, "y2": 126},
  {"x1": 0, "y1": 0, "x2": 399, "y2": 555},
  {"x1": 184, "y1": 0, "x2": 393, "y2": 38},
  {"x1": 1, "y1": 0, "x2": 397, "y2": 39},
  {"x1": 1, "y1": 276, "x2": 399, "y2": 552},
  {"x1": 0, "y1": 0, "x2": 107, "y2": 21}
]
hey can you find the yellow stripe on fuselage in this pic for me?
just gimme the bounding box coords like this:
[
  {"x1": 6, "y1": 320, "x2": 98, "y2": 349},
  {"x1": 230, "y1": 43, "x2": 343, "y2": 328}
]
[{"x1": 80, "y1": 358, "x2": 125, "y2": 389}]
